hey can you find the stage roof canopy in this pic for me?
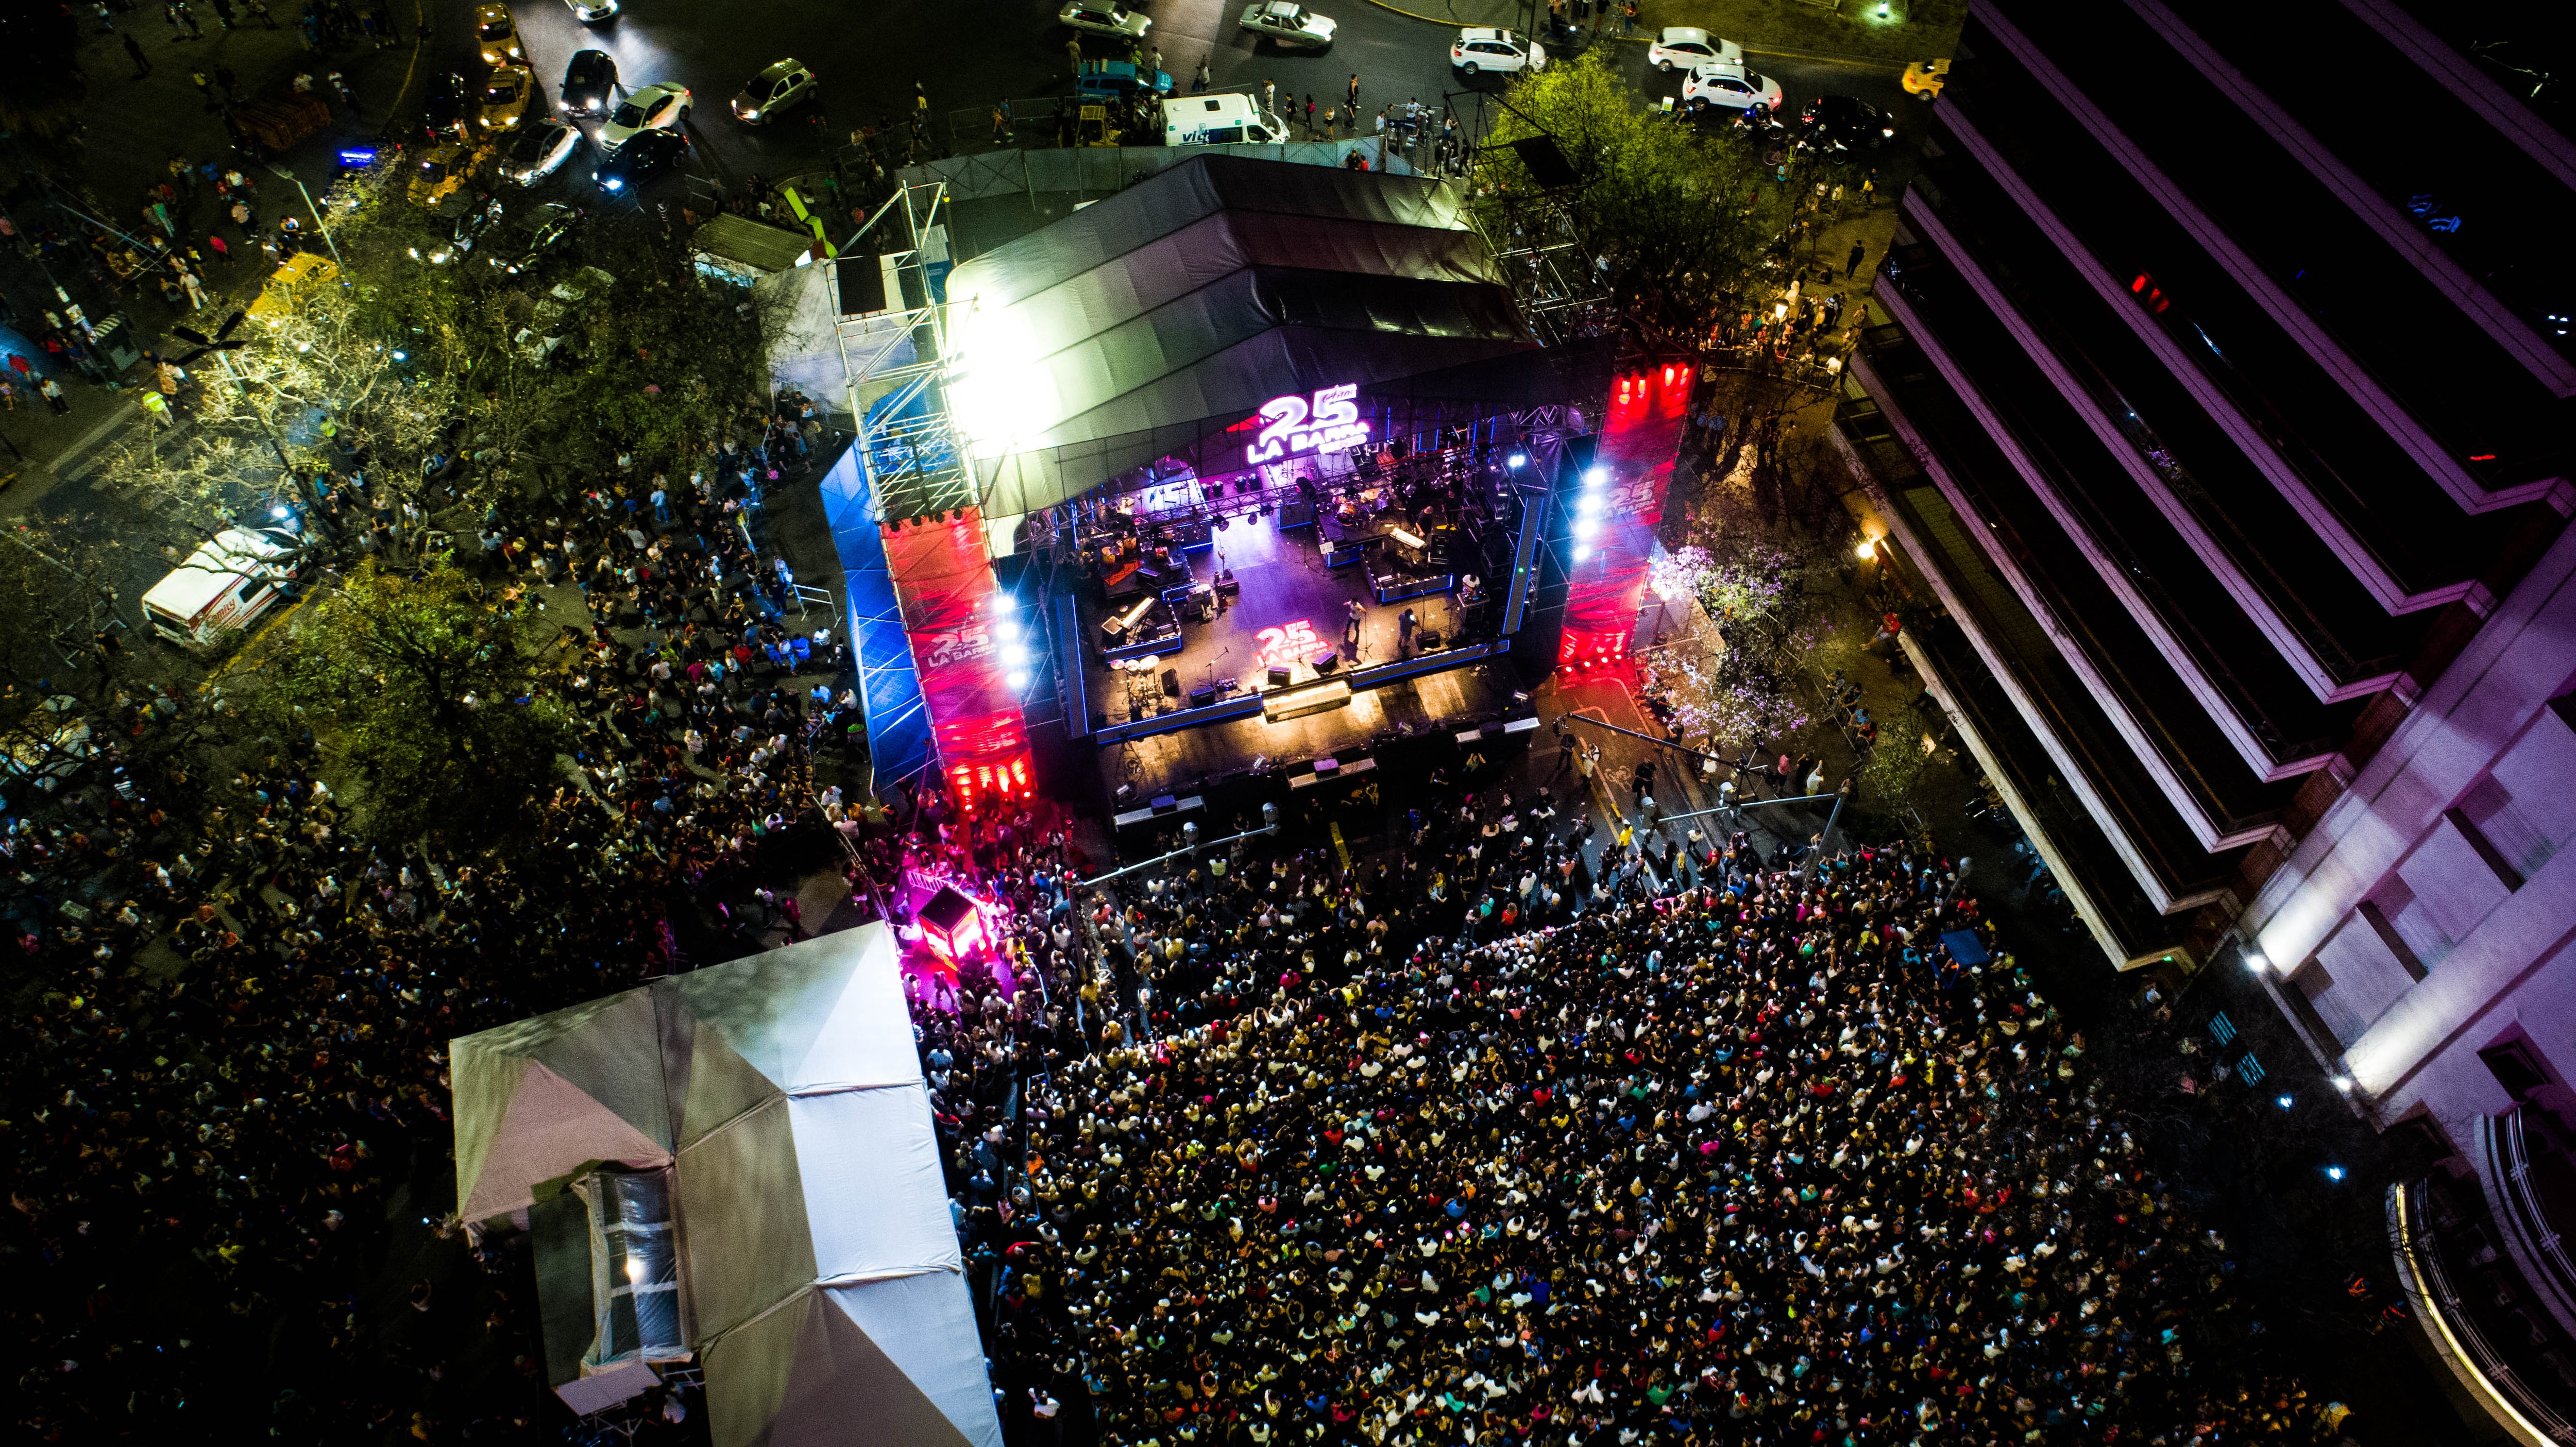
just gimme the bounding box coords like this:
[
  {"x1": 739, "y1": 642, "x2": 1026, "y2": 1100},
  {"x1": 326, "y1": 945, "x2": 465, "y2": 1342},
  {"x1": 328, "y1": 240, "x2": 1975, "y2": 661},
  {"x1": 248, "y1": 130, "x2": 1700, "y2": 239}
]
[
  {"x1": 944, "y1": 155, "x2": 1589, "y2": 516},
  {"x1": 451, "y1": 924, "x2": 1000, "y2": 1447}
]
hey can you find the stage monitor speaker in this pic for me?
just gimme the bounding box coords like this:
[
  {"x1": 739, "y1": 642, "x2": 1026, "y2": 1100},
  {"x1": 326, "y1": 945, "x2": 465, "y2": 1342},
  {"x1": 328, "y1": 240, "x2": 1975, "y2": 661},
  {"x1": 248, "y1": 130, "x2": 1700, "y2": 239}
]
[
  {"x1": 1315, "y1": 652, "x2": 1339, "y2": 673},
  {"x1": 1419, "y1": 630, "x2": 1443, "y2": 649},
  {"x1": 1268, "y1": 666, "x2": 1291, "y2": 688},
  {"x1": 1161, "y1": 669, "x2": 1181, "y2": 697},
  {"x1": 1151, "y1": 794, "x2": 1179, "y2": 813},
  {"x1": 1189, "y1": 685, "x2": 1217, "y2": 708}
]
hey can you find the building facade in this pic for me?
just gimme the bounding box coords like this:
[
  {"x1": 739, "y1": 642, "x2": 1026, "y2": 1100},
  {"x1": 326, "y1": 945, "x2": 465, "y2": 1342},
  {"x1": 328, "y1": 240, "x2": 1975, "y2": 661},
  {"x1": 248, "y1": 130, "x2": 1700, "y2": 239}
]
[{"x1": 1829, "y1": 1, "x2": 2576, "y2": 1435}]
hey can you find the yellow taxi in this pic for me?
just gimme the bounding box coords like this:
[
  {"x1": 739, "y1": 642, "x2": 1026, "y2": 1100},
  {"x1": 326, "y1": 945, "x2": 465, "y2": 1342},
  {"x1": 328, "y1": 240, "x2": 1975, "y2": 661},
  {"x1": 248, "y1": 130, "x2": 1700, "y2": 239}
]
[
  {"x1": 1903, "y1": 58, "x2": 1949, "y2": 101},
  {"x1": 246, "y1": 250, "x2": 341, "y2": 325},
  {"x1": 473, "y1": 3, "x2": 523, "y2": 68},
  {"x1": 478, "y1": 63, "x2": 536, "y2": 130},
  {"x1": 409, "y1": 141, "x2": 489, "y2": 209}
]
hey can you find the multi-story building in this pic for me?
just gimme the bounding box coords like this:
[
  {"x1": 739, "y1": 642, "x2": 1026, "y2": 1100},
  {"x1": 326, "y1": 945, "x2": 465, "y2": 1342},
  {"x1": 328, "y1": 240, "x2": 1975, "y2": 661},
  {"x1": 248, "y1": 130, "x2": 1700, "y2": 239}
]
[{"x1": 1828, "y1": 1, "x2": 2576, "y2": 1436}]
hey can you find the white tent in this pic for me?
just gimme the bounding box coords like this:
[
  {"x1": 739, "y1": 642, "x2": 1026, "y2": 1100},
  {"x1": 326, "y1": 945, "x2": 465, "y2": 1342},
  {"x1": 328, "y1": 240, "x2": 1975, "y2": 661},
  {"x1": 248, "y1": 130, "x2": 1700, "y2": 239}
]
[{"x1": 452, "y1": 924, "x2": 1000, "y2": 1447}]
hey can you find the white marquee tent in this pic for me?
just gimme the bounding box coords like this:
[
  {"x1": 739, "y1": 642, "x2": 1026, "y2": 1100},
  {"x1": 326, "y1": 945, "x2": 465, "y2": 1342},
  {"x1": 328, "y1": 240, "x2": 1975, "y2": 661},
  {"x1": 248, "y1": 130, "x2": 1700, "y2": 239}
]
[{"x1": 451, "y1": 923, "x2": 1001, "y2": 1447}]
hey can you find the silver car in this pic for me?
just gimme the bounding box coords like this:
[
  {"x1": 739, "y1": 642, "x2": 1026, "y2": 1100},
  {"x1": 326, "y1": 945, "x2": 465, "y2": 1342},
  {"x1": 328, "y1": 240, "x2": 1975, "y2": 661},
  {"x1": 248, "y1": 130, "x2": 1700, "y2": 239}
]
[
  {"x1": 1060, "y1": 2, "x2": 1149, "y2": 38},
  {"x1": 1238, "y1": 1, "x2": 1335, "y2": 48},
  {"x1": 732, "y1": 58, "x2": 818, "y2": 124}
]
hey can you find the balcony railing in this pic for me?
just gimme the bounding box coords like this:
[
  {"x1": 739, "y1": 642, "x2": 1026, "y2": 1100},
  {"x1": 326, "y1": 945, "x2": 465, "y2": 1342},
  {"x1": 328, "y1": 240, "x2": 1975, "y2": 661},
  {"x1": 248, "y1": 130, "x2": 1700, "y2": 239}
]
[{"x1": 2389, "y1": 1179, "x2": 2576, "y2": 1444}]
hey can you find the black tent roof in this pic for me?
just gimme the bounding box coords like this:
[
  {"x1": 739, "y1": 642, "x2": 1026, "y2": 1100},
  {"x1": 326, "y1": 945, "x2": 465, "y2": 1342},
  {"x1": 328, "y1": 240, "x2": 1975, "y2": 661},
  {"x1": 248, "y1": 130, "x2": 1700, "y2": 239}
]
[{"x1": 943, "y1": 156, "x2": 1570, "y2": 516}]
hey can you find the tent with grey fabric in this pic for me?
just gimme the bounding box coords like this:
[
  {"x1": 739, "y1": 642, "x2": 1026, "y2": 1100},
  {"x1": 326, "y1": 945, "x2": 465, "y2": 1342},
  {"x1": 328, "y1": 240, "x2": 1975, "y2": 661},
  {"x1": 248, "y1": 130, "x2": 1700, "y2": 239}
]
[
  {"x1": 450, "y1": 923, "x2": 1000, "y2": 1446},
  {"x1": 941, "y1": 154, "x2": 1598, "y2": 516}
]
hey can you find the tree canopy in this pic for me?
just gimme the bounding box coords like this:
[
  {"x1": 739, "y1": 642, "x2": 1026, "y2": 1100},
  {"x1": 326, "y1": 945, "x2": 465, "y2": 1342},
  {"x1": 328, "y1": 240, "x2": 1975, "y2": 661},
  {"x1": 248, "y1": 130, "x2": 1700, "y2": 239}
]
[
  {"x1": 247, "y1": 560, "x2": 577, "y2": 847},
  {"x1": 1468, "y1": 50, "x2": 1848, "y2": 348}
]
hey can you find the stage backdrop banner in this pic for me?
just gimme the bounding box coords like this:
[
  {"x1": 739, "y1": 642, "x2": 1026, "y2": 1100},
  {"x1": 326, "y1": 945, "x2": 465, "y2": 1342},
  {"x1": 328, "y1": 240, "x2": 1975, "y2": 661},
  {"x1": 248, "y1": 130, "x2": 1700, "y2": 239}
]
[
  {"x1": 884, "y1": 508, "x2": 1032, "y2": 811},
  {"x1": 1560, "y1": 365, "x2": 1690, "y2": 672}
]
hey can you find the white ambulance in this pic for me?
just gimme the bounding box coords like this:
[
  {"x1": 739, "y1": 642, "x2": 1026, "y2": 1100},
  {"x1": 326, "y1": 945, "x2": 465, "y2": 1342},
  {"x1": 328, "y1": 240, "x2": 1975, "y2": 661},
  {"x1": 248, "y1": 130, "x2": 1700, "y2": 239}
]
[
  {"x1": 140, "y1": 528, "x2": 300, "y2": 646},
  {"x1": 1162, "y1": 93, "x2": 1290, "y2": 147}
]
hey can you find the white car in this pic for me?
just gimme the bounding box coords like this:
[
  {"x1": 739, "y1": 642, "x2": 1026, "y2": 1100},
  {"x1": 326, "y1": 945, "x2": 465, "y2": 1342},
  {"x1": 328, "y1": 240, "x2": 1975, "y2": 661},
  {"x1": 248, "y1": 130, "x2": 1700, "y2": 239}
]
[
  {"x1": 1451, "y1": 27, "x2": 1541, "y2": 75},
  {"x1": 1061, "y1": 3, "x2": 1150, "y2": 38},
  {"x1": 502, "y1": 115, "x2": 581, "y2": 184},
  {"x1": 598, "y1": 81, "x2": 690, "y2": 154},
  {"x1": 1238, "y1": 1, "x2": 1335, "y2": 48},
  {"x1": 1682, "y1": 61, "x2": 1782, "y2": 114},
  {"x1": 562, "y1": 0, "x2": 617, "y2": 20},
  {"x1": 1649, "y1": 26, "x2": 1742, "y2": 72}
]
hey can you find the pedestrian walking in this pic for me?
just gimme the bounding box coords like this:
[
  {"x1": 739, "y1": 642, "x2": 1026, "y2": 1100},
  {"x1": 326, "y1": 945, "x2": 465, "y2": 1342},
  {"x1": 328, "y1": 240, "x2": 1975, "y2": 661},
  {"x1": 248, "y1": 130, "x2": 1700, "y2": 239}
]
[
  {"x1": 328, "y1": 70, "x2": 351, "y2": 107},
  {"x1": 212, "y1": 0, "x2": 235, "y2": 26},
  {"x1": 1347, "y1": 73, "x2": 1359, "y2": 112},
  {"x1": 1845, "y1": 240, "x2": 1867, "y2": 278},
  {"x1": 1262, "y1": 78, "x2": 1276, "y2": 115},
  {"x1": 1303, "y1": 94, "x2": 1315, "y2": 137},
  {"x1": 123, "y1": 32, "x2": 150, "y2": 75},
  {"x1": 1065, "y1": 36, "x2": 1082, "y2": 76},
  {"x1": 229, "y1": 198, "x2": 255, "y2": 239},
  {"x1": 177, "y1": 1, "x2": 202, "y2": 37},
  {"x1": 193, "y1": 71, "x2": 216, "y2": 109},
  {"x1": 42, "y1": 378, "x2": 72, "y2": 416},
  {"x1": 1193, "y1": 59, "x2": 1210, "y2": 93},
  {"x1": 207, "y1": 232, "x2": 229, "y2": 265}
]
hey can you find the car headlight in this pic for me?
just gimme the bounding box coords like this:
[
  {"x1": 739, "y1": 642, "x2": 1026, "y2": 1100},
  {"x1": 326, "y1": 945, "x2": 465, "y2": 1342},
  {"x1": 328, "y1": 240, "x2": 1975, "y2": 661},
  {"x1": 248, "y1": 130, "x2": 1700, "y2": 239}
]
[
  {"x1": 604, "y1": 177, "x2": 623, "y2": 191},
  {"x1": 741, "y1": 109, "x2": 760, "y2": 120}
]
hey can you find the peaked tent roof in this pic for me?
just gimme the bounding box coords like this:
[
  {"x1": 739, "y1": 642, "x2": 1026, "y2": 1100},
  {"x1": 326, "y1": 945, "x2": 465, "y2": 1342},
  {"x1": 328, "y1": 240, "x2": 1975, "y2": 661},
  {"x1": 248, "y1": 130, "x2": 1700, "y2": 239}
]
[
  {"x1": 450, "y1": 924, "x2": 999, "y2": 1447},
  {"x1": 944, "y1": 155, "x2": 1570, "y2": 516}
]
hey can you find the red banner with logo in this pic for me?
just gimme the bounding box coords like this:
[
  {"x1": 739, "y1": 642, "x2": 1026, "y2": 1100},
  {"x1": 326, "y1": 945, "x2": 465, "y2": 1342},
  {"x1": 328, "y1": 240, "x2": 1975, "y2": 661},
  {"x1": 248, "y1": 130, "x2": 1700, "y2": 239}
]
[{"x1": 885, "y1": 507, "x2": 1031, "y2": 812}]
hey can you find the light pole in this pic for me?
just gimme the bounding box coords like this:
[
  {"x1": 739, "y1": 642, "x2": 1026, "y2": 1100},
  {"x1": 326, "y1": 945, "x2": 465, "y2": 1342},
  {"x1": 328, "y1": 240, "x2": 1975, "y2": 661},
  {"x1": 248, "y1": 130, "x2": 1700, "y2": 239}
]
[{"x1": 267, "y1": 163, "x2": 346, "y2": 269}]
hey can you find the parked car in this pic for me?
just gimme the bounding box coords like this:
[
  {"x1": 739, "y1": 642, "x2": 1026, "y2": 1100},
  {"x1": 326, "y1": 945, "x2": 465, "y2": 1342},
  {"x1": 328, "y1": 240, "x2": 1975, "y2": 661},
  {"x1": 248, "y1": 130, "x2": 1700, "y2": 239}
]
[
  {"x1": 561, "y1": 49, "x2": 618, "y2": 115},
  {"x1": 594, "y1": 128, "x2": 688, "y2": 193},
  {"x1": 1076, "y1": 58, "x2": 1173, "y2": 99},
  {"x1": 1648, "y1": 26, "x2": 1741, "y2": 72},
  {"x1": 598, "y1": 81, "x2": 690, "y2": 154},
  {"x1": 1682, "y1": 60, "x2": 1781, "y2": 115},
  {"x1": 515, "y1": 266, "x2": 616, "y2": 364},
  {"x1": 408, "y1": 140, "x2": 488, "y2": 209},
  {"x1": 1450, "y1": 28, "x2": 1541, "y2": 75},
  {"x1": 478, "y1": 62, "x2": 536, "y2": 131},
  {"x1": 418, "y1": 201, "x2": 503, "y2": 264},
  {"x1": 1236, "y1": 2, "x2": 1335, "y2": 49},
  {"x1": 2, "y1": 695, "x2": 94, "y2": 791},
  {"x1": 423, "y1": 70, "x2": 472, "y2": 134},
  {"x1": 490, "y1": 201, "x2": 583, "y2": 275},
  {"x1": 562, "y1": 0, "x2": 617, "y2": 21},
  {"x1": 1799, "y1": 94, "x2": 1895, "y2": 154},
  {"x1": 731, "y1": 59, "x2": 818, "y2": 124},
  {"x1": 502, "y1": 116, "x2": 581, "y2": 185},
  {"x1": 473, "y1": 2, "x2": 522, "y2": 68},
  {"x1": 1060, "y1": 2, "x2": 1150, "y2": 38}
]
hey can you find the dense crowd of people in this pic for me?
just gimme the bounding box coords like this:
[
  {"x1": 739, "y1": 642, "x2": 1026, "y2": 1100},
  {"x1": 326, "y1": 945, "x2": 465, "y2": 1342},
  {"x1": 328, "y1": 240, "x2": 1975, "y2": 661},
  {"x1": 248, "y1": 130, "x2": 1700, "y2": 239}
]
[
  {"x1": 916, "y1": 783, "x2": 2340, "y2": 1446},
  {"x1": 0, "y1": 387, "x2": 872, "y2": 1440}
]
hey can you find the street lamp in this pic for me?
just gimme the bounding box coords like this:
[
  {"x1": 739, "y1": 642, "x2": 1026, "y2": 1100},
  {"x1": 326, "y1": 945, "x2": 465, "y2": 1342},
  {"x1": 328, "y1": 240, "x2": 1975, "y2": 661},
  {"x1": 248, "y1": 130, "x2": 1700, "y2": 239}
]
[{"x1": 267, "y1": 163, "x2": 346, "y2": 269}]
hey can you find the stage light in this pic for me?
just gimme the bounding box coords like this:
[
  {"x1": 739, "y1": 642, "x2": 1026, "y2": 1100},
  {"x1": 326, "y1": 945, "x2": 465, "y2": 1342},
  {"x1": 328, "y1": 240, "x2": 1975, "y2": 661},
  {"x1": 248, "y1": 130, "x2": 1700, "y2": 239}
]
[
  {"x1": 1577, "y1": 493, "x2": 1605, "y2": 517},
  {"x1": 2331, "y1": 1075, "x2": 2355, "y2": 1093},
  {"x1": 1007, "y1": 669, "x2": 1032, "y2": 691},
  {"x1": 2324, "y1": 1165, "x2": 2346, "y2": 1182},
  {"x1": 1584, "y1": 466, "x2": 1607, "y2": 487},
  {"x1": 989, "y1": 592, "x2": 1018, "y2": 612},
  {"x1": 1572, "y1": 544, "x2": 1589, "y2": 561},
  {"x1": 995, "y1": 616, "x2": 1021, "y2": 639},
  {"x1": 1854, "y1": 537, "x2": 1877, "y2": 560},
  {"x1": 2275, "y1": 1094, "x2": 2294, "y2": 1110},
  {"x1": 1507, "y1": 453, "x2": 1527, "y2": 468},
  {"x1": 1573, "y1": 518, "x2": 1600, "y2": 541},
  {"x1": 1002, "y1": 643, "x2": 1030, "y2": 667}
]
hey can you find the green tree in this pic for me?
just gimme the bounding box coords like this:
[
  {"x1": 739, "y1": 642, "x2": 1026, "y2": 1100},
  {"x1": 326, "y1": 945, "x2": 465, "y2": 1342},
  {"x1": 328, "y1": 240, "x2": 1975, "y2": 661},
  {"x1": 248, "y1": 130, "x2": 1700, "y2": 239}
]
[
  {"x1": 1469, "y1": 50, "x2": 1806, "y2": 347},
  {"x1": 246, "y1": 560, "x2": 576, "y2": 847}
]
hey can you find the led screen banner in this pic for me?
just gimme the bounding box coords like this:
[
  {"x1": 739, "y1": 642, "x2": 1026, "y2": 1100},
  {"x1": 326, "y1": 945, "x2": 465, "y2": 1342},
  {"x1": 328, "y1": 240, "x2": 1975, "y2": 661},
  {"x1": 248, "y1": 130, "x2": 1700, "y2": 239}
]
[
  {"x1": 883, "y1": 507, "x2": 1032, "y2": 812},
  {"x1": 1560, "y1": 365, "x2": 1690, "y2": 673}
]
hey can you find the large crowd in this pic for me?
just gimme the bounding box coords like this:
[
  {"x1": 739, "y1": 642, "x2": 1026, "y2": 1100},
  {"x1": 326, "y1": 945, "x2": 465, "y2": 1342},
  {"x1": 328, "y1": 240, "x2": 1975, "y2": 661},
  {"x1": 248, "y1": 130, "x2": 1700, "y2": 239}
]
[
  {"x1": 916, "y1": 783, "x2": 2339, "y2": 1446},
  {"x1": 0, "y1": 389, "x2": 869, "y2": 1440},
  {"x1": 0, "y1": 380, "x2": 2336, "y2": 1444}
]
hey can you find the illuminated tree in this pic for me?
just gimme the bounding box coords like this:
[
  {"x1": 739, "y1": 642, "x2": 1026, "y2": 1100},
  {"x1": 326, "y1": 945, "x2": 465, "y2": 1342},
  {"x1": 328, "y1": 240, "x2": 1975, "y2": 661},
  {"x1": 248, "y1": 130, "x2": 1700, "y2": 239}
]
[{"x1": 242, "y1": 559, "x2": 577, "y2": 846}]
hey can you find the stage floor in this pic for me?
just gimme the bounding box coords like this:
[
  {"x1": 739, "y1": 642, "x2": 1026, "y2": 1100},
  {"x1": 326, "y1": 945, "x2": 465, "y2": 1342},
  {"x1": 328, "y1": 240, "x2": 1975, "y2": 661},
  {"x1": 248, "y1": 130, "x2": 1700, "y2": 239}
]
[
  {"x1": 1076, "y1": 509, "x2": 1484, "y2": 724},
  {"x1": 1101, "y1": 655, "x2": 1522, "y2": 799}
]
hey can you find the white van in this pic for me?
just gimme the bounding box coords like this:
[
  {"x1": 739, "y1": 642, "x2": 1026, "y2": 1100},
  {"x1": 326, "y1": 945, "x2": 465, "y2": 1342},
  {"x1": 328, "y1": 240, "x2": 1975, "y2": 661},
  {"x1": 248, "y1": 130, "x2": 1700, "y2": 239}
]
[
  {"x1": 1162, "y1": 93, "x2": 1289, "y2": 147},
  {"x1": 141, "y1": 528, "x2": 299, "y2": 646}
]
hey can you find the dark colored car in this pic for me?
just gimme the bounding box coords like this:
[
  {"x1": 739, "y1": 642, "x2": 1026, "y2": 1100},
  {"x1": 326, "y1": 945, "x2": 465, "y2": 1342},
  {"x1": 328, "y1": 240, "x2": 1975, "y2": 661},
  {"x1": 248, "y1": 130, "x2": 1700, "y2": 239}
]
[
  {"x1": 490, "y1": 201, "x2": 583, "y2": 276},
  {"x1": 1798, "y1": 94, "x2": 1894, "y2": 154},
  {"x1": 561, "y1": 49, "x2": 618, "y2": 116},
  {"x1": 593, "y1": 128, "x2": 688, "y2": 194},
  {"x1": 423, "y1": 71, "x2": 471, "y2": 133}
]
